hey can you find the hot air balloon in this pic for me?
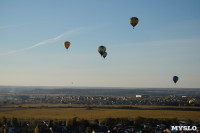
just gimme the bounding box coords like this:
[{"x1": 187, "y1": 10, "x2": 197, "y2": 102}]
[
  {"x1": 102, "y1": 52, "x2": 107, "y2": 58},
  {"x1": 173, "y1": 76, "x2": 179, "y2": 84},
  {"x1": 98, "y1": 46, "x2": 106, "y2": 56},
  {"x1": 189, "y1": 99, "x2": 194, "y2": 104},
  {"x1": 64, "y1": 41, "x2": 70, "y2": 50},
  {"x1": 129, "y1": 17, "x2": 139, "y2": 28}
]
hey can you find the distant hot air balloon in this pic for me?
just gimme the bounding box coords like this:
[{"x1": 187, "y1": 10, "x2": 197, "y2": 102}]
[
  {"x1": 64, "y1": 41, "x2": 70, "y2": 50},
  {"x1": 189, "y1": 99, "x2": 194, "y2": 104},
  {"x1": 98, "y1": 46, "x2": 106, "y2": 56},
  {"x1": 102, "y1": 52, "x2": 107, "y2": 58},
  {"x1": 173, "y1": 76, "x2": 179, "y2": 84},
  {"x1": 129, "y1": 17, "x2": 139, "y2": 28}
]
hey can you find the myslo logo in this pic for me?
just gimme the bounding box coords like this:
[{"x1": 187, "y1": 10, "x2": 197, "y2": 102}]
[{"x1": 171, "y1": 126, "x2": 197, "y2": 131}]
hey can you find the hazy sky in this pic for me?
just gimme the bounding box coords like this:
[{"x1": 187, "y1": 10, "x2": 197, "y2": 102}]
[{"x1": 0, "y1": 0, "x2": 200, "y2": 88}]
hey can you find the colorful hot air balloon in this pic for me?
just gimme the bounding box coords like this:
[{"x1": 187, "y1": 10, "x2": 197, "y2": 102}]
[
  {"x1": 173, "y1": 76, "x2": 179, "y2": 84},
  {"x1": 129, "y1": 17, "x2": 139, "y2": 28},
  {"x1": 64, "y1": 41, "x2": 70, "y2": 50},
  {"x1": 98, "y1": 46, "x2": 106, "y2": 56},
  {"x1": 102, "y1": 52, "x2": 107, "y2": 58},
  {"x1": 189, "y1": 99, "x2": 194, "y2": 104}
]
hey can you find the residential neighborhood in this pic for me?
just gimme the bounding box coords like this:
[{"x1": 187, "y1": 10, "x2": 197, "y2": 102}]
[
  {"x1": 1, "y1": 117, "x2": 200, "y2": 133},
  {"x1": 0, "y1": 94, "x2": 199, "y2": 106}
]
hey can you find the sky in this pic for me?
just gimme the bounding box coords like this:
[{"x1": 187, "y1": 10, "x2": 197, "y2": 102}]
[{"x1": 0, "y1": 0, "x2": 200, "y2": 88}]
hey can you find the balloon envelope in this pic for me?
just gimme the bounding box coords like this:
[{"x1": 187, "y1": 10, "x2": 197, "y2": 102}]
[
  {"x1": 98, "y1": 46, "x2": 106, "y2": 56},
  {"x1": 129, "y1": 17, "x2": 139, "y2": 28},
  {"x1": 173, "y1": 76, "x2": 179, "y2": 84},
  {"x1": 64, "y1": 41, "x2": 70, "y2": 49},
  {"x1": 103, "y1": 52, "x2": 107, "y2": 58},
  {"x1": 189, "y1": 99, "x2": 194, "y2": 104}
]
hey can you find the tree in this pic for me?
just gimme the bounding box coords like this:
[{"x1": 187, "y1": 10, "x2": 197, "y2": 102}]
[
  {"x1": 1, "y1": 117, "x2": 7, "y2": 125},
  {"x1": 119, "y1": 118, "x2": 130, "y2": 125},
  {"x1": 34, "y1": 125, "x2": 39, "y2": 133},
  {"x1": 53, "y1": 119, "x2": 59, "y2": 127},
  {"x1": 103, "y1": 118, "x2": 116, "y2": 127},
  {"x1": 80, "y1": 119, "x2": 89, "y2": 127},
  {"x1": 30, "y1": 119, "x2": 37, "y2": 129},
  {"x1": 134, "y1": 116, "x2": 145, "y2": 126},
  {"x1": 85, "y1": 127, "x2": 91, "y2": 133},
  {"x1": 66, "y1": 117, "x2": 79, "y2": 129},
  {"x1": 93, "y1": 119, "x2": 99, "y2": 126},
  {"x1": 11, "y1": 117, "x2": 18, "y2": 127},
  {"x1": 48, "y1": 120, "x2": 53, "y2": 127}
]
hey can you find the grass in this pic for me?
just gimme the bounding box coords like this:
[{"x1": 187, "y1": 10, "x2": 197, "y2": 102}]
[{"x1": 1, "y1": 104, "x2": 200, "y2": 121}]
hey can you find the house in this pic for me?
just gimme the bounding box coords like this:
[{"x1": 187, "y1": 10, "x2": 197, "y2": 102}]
[
  {"x1": 136, "y1": 95, "x2": 142, "y2": 98},
  {"x1": 143, "y1": 123, "x2": 152, "y2": 129},
  {"x1": 136, "y1": 95, "x2": 149, "y2": 98},
  {"x1": 157, "y1": 123, "x2": 166, "y2": 129},
  {"x1": 8, "y1": 127, "x2": 21, "y2": 133},
  {"x1": 52, "y1": 126, "x2": 68, "y2": 133}
]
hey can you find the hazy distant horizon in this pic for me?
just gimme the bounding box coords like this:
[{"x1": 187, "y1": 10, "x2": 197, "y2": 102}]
[
  {"x1": 0, "y1": 85, "x2": 200, "y2": 97},
  {"x1": 0, "y1": 85, "x2": 200, "y2": 89}
]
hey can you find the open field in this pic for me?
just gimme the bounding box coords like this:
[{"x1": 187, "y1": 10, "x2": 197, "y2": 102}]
[{"x1": 1, "y1": 104, "x2": 200, "y2": 121}]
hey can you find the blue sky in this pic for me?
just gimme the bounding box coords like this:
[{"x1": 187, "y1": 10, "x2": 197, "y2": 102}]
[{"x1": 0, "y1": 0, "x2": 200, "y2": 88}]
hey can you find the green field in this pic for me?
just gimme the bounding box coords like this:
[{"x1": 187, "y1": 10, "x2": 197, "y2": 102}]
[{"x1": 1, "y1": 104, "x2": 200, "y2": 122}]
